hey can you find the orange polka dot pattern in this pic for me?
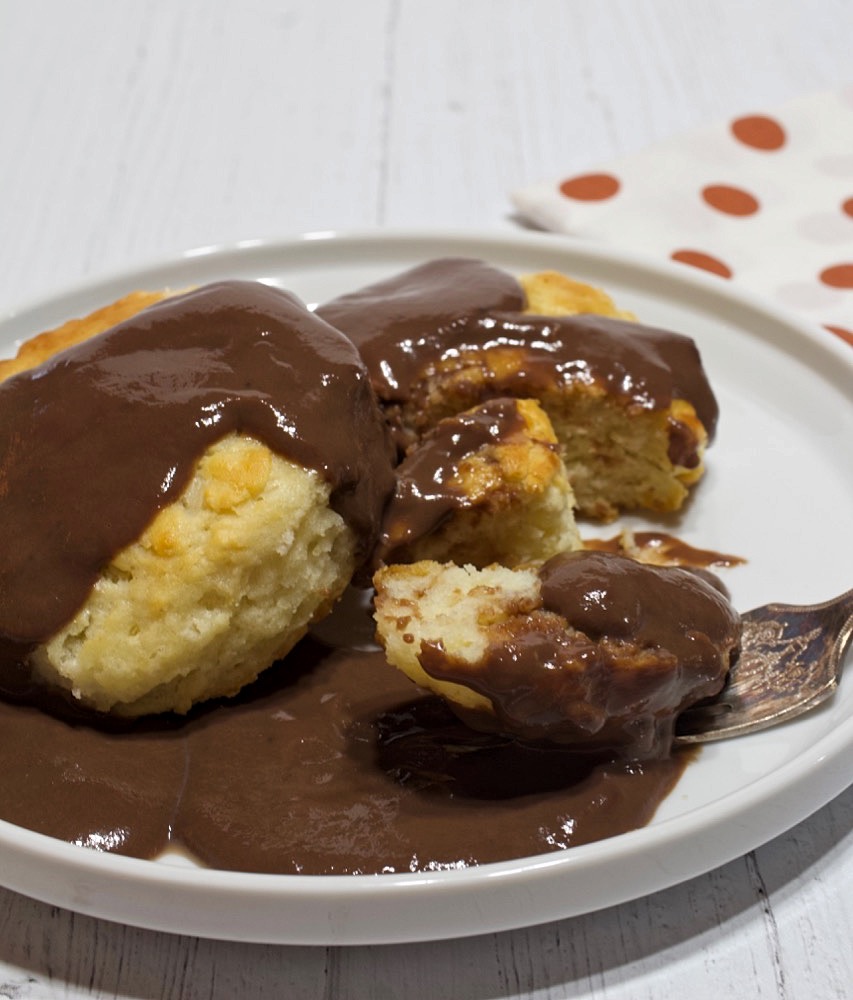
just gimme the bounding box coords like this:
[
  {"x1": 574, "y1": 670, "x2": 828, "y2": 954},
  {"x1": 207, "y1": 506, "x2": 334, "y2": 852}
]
[
  {"x1": 701, "y1": 184, "x2": 760, "y2": 217},
  {"x1": 825, "y1": 324, "x2": 853, "y2": 347},
  {"x1": 730, "y1": 114, "x2": 787, "y2": 151},
  {"x1": 511, "y1": 89, "x2": 853, "y2": 349},
  {"x1": 820, "y1": 264, "x2": 853, "y2": 289},
  {"x1": 559, "y1": 173, "x2": 621, "y2": 201},
  {"x1": 670, "y1": 250, "x2": 733, "y2": 279}
]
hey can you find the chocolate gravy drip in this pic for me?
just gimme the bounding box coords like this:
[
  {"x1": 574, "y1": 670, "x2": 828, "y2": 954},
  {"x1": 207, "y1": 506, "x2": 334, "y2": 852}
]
[
  {"x1": 317, "y1": 257, "x2": 718, "y2": 440},
  {"x1": 316, "y1": 257, "x2": 527, "y2": 400},
  {"x1": 0, "y1": 637, "x2": 690, "y2": 873},
  {"x1": 0, "y1": 280, "x2": 394, "y2": 646},
  {"x1": 426, "y1": 311, "x2": 718, "y2": 439},
  {"x1": 585, "y1": 531, "x2": 746, "y2": 569},
  {"x1": 419, "y1": 551, "x2": 740, "y2": 756},
  {"x1": 667, "y1": 416, "x2": 701, "y2": 467},
  {"x1": 375, "y1": 397, "x2": 526, "y2": 565}
]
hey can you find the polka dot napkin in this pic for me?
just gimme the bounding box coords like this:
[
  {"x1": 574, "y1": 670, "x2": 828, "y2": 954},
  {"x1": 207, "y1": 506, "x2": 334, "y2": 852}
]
[{"x1": 512, "y1": 89, "x2": 853, "y2": 347}]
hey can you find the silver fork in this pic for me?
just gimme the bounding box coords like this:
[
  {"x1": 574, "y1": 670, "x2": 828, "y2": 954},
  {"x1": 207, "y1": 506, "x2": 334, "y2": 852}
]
[{"x1": 675, "y1": 587, "x2": 853, "y2": 744}]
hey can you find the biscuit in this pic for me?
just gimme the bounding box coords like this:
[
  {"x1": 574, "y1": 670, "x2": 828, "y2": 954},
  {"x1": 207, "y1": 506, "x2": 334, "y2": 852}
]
[
  {"x1": 318, "y1": 258, "x2": 717, "y2": 521},
  {"x1": 373, "y1": 551, "x2": 741, "y2": 756},
  {"x1": 0, "y1": 281, "x2": 395, "y2": 716},
  {"x1": 375, "y1": 397, "x2": 582, "y2": 568},
  {"x1": 518, "y1": 269, "x2": 636, "y2": 320}
]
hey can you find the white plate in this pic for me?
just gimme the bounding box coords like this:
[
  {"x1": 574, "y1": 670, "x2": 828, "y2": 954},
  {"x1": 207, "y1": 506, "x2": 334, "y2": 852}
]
[{"x1": 0, "y1": 230, "x2": 851, "y2": 946}]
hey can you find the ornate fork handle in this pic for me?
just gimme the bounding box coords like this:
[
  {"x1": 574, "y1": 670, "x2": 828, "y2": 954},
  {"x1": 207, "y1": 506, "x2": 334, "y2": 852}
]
[{"x1": 676, "y1": 587, "x2": 853, "y2": 744}]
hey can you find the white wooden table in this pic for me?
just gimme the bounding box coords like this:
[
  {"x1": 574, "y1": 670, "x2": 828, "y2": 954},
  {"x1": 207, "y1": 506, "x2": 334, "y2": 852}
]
[{"x1": 0, "y1": 2, "x2": 851, "y2": 996}]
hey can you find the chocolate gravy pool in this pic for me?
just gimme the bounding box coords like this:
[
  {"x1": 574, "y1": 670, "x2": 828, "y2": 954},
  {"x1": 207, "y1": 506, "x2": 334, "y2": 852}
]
[
  {"x1": 0, "y1": 266, "x2": 714, "y2": 874},
  {"x1": 0, "y1": 632, "x2": 690, "y2": 873}
]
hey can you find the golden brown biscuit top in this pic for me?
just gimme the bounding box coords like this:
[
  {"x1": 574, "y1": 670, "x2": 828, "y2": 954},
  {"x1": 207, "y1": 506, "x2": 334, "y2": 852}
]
[{"x1": 0, "y1": 290, "x2": 170, "y2": 383}]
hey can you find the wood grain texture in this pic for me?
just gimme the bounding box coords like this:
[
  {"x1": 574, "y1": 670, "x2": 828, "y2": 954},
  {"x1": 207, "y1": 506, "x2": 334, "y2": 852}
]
[{"x1": 0, "y1": 0, "x2": 851, "y2": 996}]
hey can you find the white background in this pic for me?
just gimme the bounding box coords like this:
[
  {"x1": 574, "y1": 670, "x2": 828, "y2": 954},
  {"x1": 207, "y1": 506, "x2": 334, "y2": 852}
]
[{"x1": 0, "y1": 1, "x2": 851, "y2": 997}]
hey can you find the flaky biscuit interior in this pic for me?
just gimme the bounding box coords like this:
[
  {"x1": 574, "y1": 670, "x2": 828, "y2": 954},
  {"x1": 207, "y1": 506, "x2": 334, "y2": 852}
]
[
  {"x1": 373, "y1": 560, "x2": 541, "y2": 714},
  {"x1": 32, "y1": 433, "x2": 356, "y2": 715}
]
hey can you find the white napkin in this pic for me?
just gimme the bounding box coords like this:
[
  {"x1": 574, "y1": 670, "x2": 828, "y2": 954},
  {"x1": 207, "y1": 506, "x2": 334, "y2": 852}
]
[{"x1": 512, "y1": 89, "x2": 853, "y2": 347}]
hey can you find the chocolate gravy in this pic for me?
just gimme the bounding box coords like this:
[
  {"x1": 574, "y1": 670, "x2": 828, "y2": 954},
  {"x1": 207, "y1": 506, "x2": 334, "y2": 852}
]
[
  {"x1": 0, "y1": 280, "x2": 394, "y2": 646},
  {"x1": 585, "y1": 531, "x2": 746, "y2": 569},
  {"x1": 0, "y1": 635, "x2": 691, "y2": 873},
  {"x1": 419, "y1": 551, "x2": 740, "y2": 756},
  {"x1": 538, "y1": 550, "x2": 739, "y2": 656},
  {"x1": 375, "y1": 397, "x2": 527, "y2": 564},
  {"x1": 318, "y1": 257, "x2": 719, "y2": 440},
  {"x1": 316, "y1": 257, "x2": 528, "y2": 401}
]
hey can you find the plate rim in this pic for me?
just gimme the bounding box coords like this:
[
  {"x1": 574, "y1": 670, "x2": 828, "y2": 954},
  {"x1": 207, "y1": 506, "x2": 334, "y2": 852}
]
[
  {"x1": 0, "y1": 228, "x2": 850, "y2": 945},
  {"x1": 3, "y1": 226, "x2": 851, "y2": 357}
]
